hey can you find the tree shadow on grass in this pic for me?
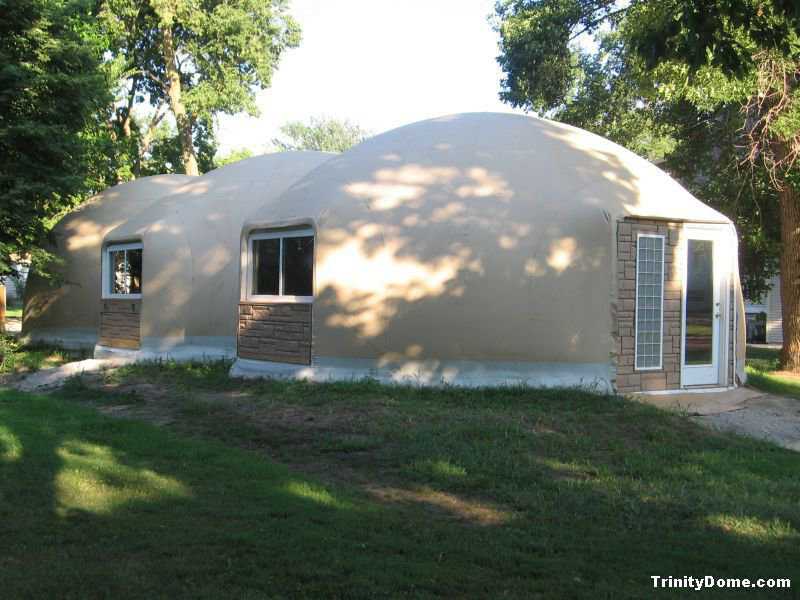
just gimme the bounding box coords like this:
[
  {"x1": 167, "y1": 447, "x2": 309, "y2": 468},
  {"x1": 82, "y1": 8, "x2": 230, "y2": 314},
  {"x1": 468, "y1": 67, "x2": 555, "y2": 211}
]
[
  {"x1": 2, "y1": 387, "x2": 799, "y2": 598},
  {"x1": 0, "y1": 391, "x2": 422, "y2": 597},
  {"x1": 374, "y1": 389, "x2": 800, "y2": 593}
]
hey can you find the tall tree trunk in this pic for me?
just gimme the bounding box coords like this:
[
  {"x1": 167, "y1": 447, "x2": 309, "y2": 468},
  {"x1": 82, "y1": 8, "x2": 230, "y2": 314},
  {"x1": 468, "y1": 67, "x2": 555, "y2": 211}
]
[
  {"x1": 779, "y1": 182, "x2": 800, "y2": 370},
  {"x1": 156, "y1": 5, "x2": 198, "y2": 176},
  {"x1": 122, "y1": 74, "x2": 138, "y2": 179},
  {"x1": 121, "y1": 74, "x2": 138, "y2": 139}
]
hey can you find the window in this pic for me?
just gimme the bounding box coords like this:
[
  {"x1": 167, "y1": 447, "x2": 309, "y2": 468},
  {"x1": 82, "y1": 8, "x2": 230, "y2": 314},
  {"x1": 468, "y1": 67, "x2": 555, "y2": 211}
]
[
  {"x1": 103, "y1": 242, "x2": 143, "y2": 298},
  {"x1": 634, "y1": 234, "x2": 664, "y2": 370},
  {"x1": 249, "y1": 229, "x2": 314, "y2": 301}
]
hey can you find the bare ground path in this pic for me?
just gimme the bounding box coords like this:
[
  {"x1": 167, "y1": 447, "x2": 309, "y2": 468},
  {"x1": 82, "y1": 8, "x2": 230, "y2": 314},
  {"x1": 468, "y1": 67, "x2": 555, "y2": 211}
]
[{"x1": 634, "y1": 387, "x2": 800, "y2": 451}]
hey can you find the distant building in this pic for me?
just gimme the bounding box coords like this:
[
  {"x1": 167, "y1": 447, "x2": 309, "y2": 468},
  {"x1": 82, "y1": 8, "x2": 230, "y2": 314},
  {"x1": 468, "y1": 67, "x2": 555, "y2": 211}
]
[
  {"x1": 745, "y1": 274, "x2": 782, "y2": 345},
  {"x1": 1, "y1": 264, "x2": 28, "y2": 305}
]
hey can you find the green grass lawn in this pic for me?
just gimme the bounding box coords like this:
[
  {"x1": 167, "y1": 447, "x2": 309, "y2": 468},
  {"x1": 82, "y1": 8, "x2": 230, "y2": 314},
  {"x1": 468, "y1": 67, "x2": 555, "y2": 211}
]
[
  {"x1": 0, "y1": 335, "x2": 90, "y2": 376},
  {"x1": 4, "y1": 307, "x2": 22, "y2": 318},
  {"x1": 1, "y1": 361, "x2": 799, "y2": 598},
  {"x1": 746, "y1": 345, "x2": 800, "y2": 399}
]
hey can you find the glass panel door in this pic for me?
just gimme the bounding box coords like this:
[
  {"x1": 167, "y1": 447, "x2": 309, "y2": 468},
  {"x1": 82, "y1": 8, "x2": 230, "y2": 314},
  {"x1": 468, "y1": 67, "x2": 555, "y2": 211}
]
[{"x1": 682, "y1": 228, "x2": 726, "y2": 386}]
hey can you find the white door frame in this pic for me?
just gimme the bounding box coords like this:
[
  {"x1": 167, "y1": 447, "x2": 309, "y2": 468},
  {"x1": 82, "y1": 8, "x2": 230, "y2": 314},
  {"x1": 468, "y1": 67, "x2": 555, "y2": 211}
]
[{"x1": 680, "y1": 224, "x2": 731, "y2": 388}]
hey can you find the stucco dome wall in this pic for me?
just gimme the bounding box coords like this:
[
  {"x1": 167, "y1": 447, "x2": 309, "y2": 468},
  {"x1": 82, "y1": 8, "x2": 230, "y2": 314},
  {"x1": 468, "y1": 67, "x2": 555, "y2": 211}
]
[
  {"x1": 247, "y1": 113, "x2": 733, "y2": 368},
  {"x1": 107, "y1": 152, "x2": 332, "y2": 352},
  {"x1": 23, "y1": 175, "x2": 194, "y2": 348},
  {"x1": 24, "y1": 152, "x2": 332, "y2": 353}
]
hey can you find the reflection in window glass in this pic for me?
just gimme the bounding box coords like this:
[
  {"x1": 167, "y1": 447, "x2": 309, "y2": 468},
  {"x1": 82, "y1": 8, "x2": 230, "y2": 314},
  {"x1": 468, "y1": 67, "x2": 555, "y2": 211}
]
[
  {"x1": 128, "y1": 248, "x2": 142, "y2": 294},
  {"x1": 282, "y1": 236, "x2": 314, "y2": 296},
  {"x1": 685, "y1": 239, "x2": 714, "y2": 365},
  {"x1": 253, "y1": 238, "x2": 280, "y2": 295},
  {"x1": 110, "y1": 250, "x2": 126, "y2": 294},
  {"x1": 250, "y1": 232, "x2": 314, "y2": 298},
  {"x1": 109, "y1": 246, "x2": 143, "y2": 295}
]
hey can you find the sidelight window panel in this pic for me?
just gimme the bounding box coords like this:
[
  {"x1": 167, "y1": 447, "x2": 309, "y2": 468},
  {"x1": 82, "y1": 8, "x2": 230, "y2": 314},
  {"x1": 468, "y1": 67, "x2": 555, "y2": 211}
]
[{"x1": 634, "y1": 235, "x2": 664, "y2": 370}]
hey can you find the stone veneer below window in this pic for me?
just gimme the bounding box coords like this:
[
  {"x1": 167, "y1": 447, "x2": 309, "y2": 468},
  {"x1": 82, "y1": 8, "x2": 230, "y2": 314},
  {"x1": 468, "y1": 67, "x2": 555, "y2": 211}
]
[
  {"x1": 99, "y1": 299, "x2": 141, "y2": 349},
  {"x1": 238, "y1": 303, "x2": 312, "y2": 365}
]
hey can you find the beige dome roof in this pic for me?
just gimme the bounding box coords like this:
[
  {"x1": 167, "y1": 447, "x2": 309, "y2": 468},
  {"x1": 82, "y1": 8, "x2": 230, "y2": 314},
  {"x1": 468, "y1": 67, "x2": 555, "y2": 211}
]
[
  {"x1": 24, "y1": 112, "x2": 742, "y2": 389},
  {"x1": 245, "y1": 112, "x2": 733, "y2": 365},
  {"x1": 24, "y1": 152, "x2": 333, "y2": 349},
  {"x1": 23, "y1": 175, "x2": 193, "y2": 342}
]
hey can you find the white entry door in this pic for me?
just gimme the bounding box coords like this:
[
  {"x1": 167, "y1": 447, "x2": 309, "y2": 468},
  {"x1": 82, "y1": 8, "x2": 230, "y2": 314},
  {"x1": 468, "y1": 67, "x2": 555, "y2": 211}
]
[{"x1": 681, "y1": 226, "x2": 729, "y2": 386}]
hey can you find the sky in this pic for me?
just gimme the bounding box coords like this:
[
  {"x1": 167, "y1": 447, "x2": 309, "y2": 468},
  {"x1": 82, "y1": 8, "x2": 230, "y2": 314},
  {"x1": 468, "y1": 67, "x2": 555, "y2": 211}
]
[{"x1": 215, "y1": 0, "x2": 525, "y2": 155}]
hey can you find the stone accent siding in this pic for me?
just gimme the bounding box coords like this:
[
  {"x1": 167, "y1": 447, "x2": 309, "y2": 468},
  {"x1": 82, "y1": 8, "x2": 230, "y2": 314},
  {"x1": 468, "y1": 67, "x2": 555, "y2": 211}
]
[
  {"x1": 615, "y1": 219, "x2": 683, "y2": 393},
  {"x1": 99, "y1": 299, "x2": 141, "y2": 349},
  {"x1": 238, "y1": 303, "x2": 312, "y2": 365}
]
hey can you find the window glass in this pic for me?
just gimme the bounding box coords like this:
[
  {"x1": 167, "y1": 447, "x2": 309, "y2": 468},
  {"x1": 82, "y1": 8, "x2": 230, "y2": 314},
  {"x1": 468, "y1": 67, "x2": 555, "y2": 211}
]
[
  {"x1": 128, "y1": 248, "x2": 142, "y2": 294},
  {"x1": 110, "y1": 249, "x2": 127, "y2": 294},
  {"x1": 282, "y1": 236, "x2": 314, "y2": 296},
  {"x1": 250, "y1": 232, "x2": 314, "y2": 299},
  {"x1": 253, "y1": 238, "x2": 280, "y2": 295},
  {"x1": 685, "y1": 239, "x2": 714, "y2": 365},
  {"x1": 107, "y1": 245, "x2": 143, "y2": 296}
]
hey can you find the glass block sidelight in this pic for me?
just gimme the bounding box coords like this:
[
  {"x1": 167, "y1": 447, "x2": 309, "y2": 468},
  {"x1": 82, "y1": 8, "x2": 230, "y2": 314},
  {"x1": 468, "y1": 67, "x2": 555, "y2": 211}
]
[{"x1": 635, "y1": 235, "x2": 665, "y2": 369}]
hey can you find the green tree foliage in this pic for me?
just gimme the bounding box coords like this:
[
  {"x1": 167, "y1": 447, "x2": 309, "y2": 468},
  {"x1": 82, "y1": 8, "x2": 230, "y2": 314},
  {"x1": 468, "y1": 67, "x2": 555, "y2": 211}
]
[
  {"x1": 663, "y1": 103, "x2": 782, "y2": 301},
  {"x1": 129, "y1": 116, "x2": 216, "y2": 176},
  {"x1": 99, "y1": 0, "x2": 300, "y2": 175},
  {"x1": 272, "y1": 117, "x2": 370, "y2": 153},
  {"x1": 495, "y1": 0, "x2": 800, "y2": 367},
  {"x1": 0, "y1": 0, "x2": 110, "y2": 277},
  {"x1": 216, "y1": 148, "x2": 255, "y2": 167}
]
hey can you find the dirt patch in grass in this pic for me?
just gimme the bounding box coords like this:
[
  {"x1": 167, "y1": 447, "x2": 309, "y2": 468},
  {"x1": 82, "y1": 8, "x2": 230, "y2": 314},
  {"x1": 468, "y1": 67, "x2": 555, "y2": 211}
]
[
  {"x1": 366, "y1": 484, "x2": 513, "y2": 526},
  {"x1": 56, "y1": 360, "x2": 800, "y2": 537},
  {"x1": 62, "y1": 372, "x2": 406, "y2": 488},
  {"x1": 71, "y1": 373, "x2": 519, "y2": 527}
]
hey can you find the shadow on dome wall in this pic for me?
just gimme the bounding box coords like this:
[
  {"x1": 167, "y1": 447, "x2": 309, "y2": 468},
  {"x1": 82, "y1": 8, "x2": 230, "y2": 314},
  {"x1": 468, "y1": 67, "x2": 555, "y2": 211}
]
[
  {"x1": 99, "y1": 175, "x2": 251, "y2": 349},
  {"x1": 24, "y1": 113, "x2": 655, "y2": 379},
  {"x1": 308, "y1": 114, "x2": 642, "y2": 369},
  {"x1": 23, "y1": 176, "x2": 193, "y2": 342},
  {"x1": 22, "y1": 155, "x2": 330, "y2": 353}
]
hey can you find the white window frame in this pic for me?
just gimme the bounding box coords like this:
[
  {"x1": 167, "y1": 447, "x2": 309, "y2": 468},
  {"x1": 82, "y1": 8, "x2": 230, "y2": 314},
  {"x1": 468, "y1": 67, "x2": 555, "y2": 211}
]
[
  {"x1": 102, "y1": 242, "x2": 143, "y2": 299},
  {"x1": 246, "y1": 228, "x2": 314, "y2": 303},
  {"x1": 634, "y1": 233, "x2": 665, "y2": 371}
]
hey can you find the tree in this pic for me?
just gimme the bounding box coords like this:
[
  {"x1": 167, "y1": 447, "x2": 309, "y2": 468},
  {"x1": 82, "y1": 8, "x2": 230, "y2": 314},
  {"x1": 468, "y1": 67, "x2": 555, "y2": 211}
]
[
  {"x1": 272, "y1": 117, "x2": 370, "y2": 152},
  {"x1": 216, "y1": 148, "x2": 255, "y2": 167},
  {"x1": 495, "y1": 0, "x2": 800, "y2": 369},
  {"x1": 99, "y1": 0, "x2": 300, "y2": 176},
  {"x1": 0, "y1": 0, "x2": 111, "y2": 277},
  {"x1": 663, "y1": 103, "x2": 782, "y2": 302},
  {"x1": 138, "y1": 117, "x2": 217, "y2": 175}
]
